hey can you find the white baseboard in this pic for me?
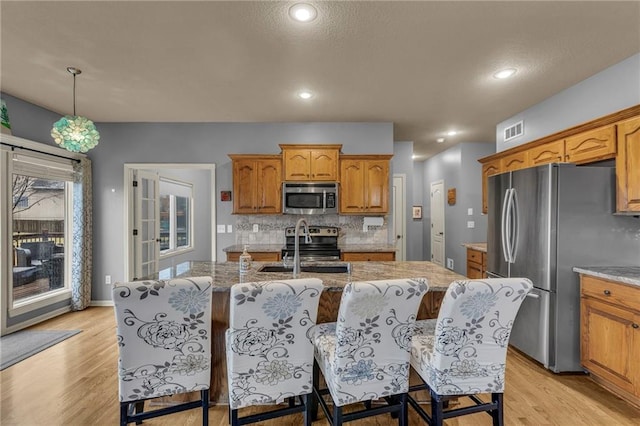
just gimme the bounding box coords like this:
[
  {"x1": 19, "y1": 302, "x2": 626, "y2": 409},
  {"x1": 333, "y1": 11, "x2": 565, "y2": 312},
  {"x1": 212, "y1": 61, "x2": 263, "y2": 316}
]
[{"x1": 90, "y1": 300, "x2": 114, "y2": 307}]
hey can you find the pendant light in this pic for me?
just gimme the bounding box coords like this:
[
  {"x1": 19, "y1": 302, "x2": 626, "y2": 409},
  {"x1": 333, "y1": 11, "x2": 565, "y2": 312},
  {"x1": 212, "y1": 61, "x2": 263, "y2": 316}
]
[{"x1": 51, "y1": 67, "x2": 100, "y2": 153}]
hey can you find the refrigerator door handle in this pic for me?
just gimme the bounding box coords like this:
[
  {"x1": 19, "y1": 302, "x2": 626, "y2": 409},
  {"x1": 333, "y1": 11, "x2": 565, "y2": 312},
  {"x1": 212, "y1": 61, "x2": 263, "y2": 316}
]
[
  {"x1": 505, "y1": 188, "x2": 515, "y2": 263},
  {"x1": 525, "y1": 292, "x2": 540, "y2": 299},
  {"x1": 510, "y1": 188, "x2": 520, "y2": 263},
  {"x1": 501, "y1": 188, "x2": 510, "y2": 263}
]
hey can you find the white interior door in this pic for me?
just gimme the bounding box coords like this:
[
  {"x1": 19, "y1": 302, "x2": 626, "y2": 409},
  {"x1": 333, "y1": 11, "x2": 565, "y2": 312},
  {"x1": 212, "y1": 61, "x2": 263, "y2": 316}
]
[
  {"x1": 430, "y1": 180, "x2": 445, "y2": 266},
  {"x1": 134, "y1": 170, "x2": 159, "y2": 279},
  {"x1": 392, "y1": 175, "x2": 406, "y2": 261}
]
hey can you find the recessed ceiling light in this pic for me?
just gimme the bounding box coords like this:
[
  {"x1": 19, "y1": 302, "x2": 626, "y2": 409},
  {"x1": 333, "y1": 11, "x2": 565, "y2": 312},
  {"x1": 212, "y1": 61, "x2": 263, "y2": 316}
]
[
  {"x1": 437, "y1": 138, "x2": 445, "y2": 143},
  {"x1": 494, "y1": 68, "x2": 517, "y2": 79},
  {"x1": 289, "y1": 3, "x2": 317, "y2": 22},
  {"x1": 298, "y1": 90, "x2": 314, "y2": 99},
  {"x1": 446, "y1": 131, "x2": 457, "y2": 136}
]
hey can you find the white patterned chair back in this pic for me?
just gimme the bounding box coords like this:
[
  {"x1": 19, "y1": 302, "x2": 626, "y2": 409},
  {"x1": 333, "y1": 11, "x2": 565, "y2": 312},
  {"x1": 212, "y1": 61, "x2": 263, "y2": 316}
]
[
  {"x1": 113, "y1": 277, "x2": 213, "y2": 403},
  {"x1": 316, "y1": 278, "x2": 428, "y2": 406},
  {"x1": 226, "y1": 278, "x2": 325, "y2": 409},
  {"x1": 412, "y1": 278, "x2": 532, "y2": 396}
]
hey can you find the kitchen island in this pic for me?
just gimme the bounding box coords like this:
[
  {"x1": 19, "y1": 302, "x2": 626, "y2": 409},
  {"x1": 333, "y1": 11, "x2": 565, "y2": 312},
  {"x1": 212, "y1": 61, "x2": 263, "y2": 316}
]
[{"x1": 147, "y1": 260, "x2": 467, "y2": 404}]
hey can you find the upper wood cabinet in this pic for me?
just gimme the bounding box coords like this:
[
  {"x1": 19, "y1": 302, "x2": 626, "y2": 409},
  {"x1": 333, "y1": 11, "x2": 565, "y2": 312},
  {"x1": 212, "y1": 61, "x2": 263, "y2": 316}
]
[
  {"x1": 565, "y1": 125, "x2": 616, "y2": 164},
  {"x1": 481, "y1": 159, "x2": 501, "y2": 214},
  {"x1": 501, "y1": 150, "x2": 530, "y2": 172},
  {"x1": 529, "y1": 139, "x2": 565, "y2": 166},
  {"x1": 280, "y1": 144, "x2": 341, "y2": 181},
  {"x1": 616, "y1": 116, "x2": 640, "y2": 213},
  {"x1": 340, "y1": 155, "x2": 392, "y2": 214},
  {"x1": 229, "y1": 155, "x2": 282, "y2": 214}
]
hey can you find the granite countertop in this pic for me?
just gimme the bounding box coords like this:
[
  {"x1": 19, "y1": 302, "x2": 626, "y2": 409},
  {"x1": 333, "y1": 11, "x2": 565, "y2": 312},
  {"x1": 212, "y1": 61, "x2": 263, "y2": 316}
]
[
  {"x1": 223, "y1": 244, "x2": 397, "y2": 253},
  {"x1": 573, "y1": 266, "x2": 640, "y2": 288},
  {"x1": 462, "y1": 242, "x2": 487, "y2": 252},
  {"x1": 149, "y1": 260, "x2": 466, "y2": 292}
]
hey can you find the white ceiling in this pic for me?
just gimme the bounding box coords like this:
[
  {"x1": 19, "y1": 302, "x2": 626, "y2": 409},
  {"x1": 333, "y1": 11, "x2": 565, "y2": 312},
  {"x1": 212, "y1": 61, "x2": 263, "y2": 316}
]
[{"x1": 1, "y1": 1, "x2": 639, "y2": 159}]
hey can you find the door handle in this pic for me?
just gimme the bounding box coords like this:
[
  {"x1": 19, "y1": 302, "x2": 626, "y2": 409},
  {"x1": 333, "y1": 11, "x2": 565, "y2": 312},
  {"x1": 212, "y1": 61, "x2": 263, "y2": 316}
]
[
  {"x1": 396, "y1": 235, "x2": 401, "y2": 240},
  {"x1": 510, "y1": 189, "x2": 519, "y2": 263},
  {"x1": 501, "y1": 188, "x2": 510, "y2": 263},
  {"x1": 526, "y1": 292, "x2": 540, "y2": 299}
]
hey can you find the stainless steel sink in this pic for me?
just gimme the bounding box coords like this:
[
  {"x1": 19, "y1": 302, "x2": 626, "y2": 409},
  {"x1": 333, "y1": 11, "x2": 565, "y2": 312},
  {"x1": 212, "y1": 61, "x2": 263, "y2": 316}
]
[{"x1": 257, "y1": 264, "x2": 350, "y2": 274}]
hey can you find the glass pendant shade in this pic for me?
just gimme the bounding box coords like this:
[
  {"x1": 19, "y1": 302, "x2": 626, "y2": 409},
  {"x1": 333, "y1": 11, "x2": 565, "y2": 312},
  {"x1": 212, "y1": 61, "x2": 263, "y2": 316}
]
[
  {"x1": 51, "y1": 67, "x2": 100, "y2": 153},
  {"x1": 51, "y1": 115, "x2": 100, "y2": 153}
]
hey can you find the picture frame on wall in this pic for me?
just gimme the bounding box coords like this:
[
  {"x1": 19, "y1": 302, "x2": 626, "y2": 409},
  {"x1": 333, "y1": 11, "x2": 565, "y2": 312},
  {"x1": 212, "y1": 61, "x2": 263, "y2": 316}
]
[{"x1": 412, "y1": 205, "x2": 422, "y2": 219}]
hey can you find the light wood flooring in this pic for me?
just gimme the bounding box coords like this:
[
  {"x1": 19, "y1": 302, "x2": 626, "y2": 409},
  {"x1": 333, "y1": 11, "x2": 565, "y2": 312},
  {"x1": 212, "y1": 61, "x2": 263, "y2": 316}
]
[{"x1": 1, "y1": 307, "x2": 639, "y2": 425}]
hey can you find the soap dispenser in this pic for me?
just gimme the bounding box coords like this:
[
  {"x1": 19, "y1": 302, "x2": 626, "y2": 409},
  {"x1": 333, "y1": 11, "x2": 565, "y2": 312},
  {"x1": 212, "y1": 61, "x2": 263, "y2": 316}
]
[{"x1": 239, "y1": 245, "x2": 252, "y2": 275}]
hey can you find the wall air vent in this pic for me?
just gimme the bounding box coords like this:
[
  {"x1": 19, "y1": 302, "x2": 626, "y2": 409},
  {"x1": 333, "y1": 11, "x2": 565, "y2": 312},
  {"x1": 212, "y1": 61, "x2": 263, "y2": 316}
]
[{"x1": 504, "y1": 120, "x2": 524, "y2": 142}]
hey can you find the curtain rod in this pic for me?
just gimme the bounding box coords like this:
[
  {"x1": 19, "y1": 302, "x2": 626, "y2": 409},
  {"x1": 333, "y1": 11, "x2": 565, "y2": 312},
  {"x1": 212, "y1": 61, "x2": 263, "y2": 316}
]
[{"x1": 0, "y1": 142, "x2": 81, "y2": 163}]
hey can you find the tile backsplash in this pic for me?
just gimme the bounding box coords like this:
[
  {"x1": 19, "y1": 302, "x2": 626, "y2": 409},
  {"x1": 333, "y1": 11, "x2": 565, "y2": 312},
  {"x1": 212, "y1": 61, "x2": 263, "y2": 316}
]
[{"x1": 234, "y1": 215, "x2": 389, "y2": 246}]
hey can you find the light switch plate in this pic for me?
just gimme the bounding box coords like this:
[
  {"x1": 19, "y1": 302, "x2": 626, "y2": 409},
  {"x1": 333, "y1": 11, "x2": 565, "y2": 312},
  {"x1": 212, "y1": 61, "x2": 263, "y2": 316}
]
[
  {"x1": 253, "y1": 224, "x2": 259, "y2": 232},
  {"x1": 467, "y1": 208, "x2": 473, "y2": 216},
  {"x1": 217, "y1": 224, "x2": 226, "y2": 233},
  {"x1": 227, "y1": 224, "x2": 233, "y2": 233},
  {"x1": 467, "y1": 221, "x2": 475, "y2": 228}
]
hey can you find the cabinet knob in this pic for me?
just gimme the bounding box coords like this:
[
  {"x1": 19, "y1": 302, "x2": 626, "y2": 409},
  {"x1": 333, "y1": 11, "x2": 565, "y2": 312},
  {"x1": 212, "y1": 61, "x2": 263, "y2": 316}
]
[
  {"x1": 633, "y1": 324, "x2": 639, "y2": 329},
  {"x1": 603, "y1": 290, "x2": 611, "y2": 295}
]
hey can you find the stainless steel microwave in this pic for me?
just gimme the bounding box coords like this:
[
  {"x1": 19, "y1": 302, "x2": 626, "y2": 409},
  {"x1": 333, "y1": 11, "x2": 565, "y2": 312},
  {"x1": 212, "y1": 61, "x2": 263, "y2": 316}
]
[{"x1": 282, "y1": 182, "x2": 338, "y2": 215}]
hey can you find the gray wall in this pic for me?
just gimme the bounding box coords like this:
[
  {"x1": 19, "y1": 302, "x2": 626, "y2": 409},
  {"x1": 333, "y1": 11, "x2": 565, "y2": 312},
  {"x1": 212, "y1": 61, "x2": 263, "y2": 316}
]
[
  {"x1": 392, "y1": 141, "x2": 422, "y2": 260},
  {"x1": 421, "y1": 142, "x2": 496, "y2": 275},
  {"x1": 497, "y1": 53, "x2": 640, "y2": 151}
]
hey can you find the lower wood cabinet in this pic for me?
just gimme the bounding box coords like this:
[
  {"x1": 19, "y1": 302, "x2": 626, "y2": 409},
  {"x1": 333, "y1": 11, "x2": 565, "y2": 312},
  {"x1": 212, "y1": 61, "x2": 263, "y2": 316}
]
[
  {"x1": 466, "y1": 248, "x2": 486, "y2": 279},
  {"x1": 226, "y1": 252, "x2": 280, "y2": 262},
  {"x1": 579, "y1": 274, "x2": 640, "y2": 408},
  {"x1": 341, "y1": 252, "x2": 396, "y2": 262}
]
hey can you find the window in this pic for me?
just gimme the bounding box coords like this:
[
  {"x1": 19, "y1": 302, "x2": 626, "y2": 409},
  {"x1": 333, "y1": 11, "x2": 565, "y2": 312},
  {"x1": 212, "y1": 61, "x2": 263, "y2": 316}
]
[
  {"x1": 9, "y1": 153, "x2": 74, "y2": 307},
  {"x1": 159, "y1": 178, "x2": 193, "y2": 256}
]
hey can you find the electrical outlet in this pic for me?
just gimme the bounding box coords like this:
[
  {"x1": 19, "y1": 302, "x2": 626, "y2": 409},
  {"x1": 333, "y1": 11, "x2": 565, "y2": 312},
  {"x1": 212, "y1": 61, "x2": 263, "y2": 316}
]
[
  {"x1": 217, "y1": 224, "x2": 226, "y2": 233},
  {"x1": 227, "y1": 224, "x2": 233, "y2": 233},
  {"x1": 252, "y1": 224, "x2": 259, "y2": 232},
  {"x1": 105, "y1": 275, "x2": 112, "y2": 285},
  {"x1": 446, "y1": 258, "x2": 454, "y2": 269},
  {"x1": 467, "y1": 208, "x2": 473, "y2": 216},
  {"x1": 467, "y1": 221, "x2": 475, "y2": 228}
]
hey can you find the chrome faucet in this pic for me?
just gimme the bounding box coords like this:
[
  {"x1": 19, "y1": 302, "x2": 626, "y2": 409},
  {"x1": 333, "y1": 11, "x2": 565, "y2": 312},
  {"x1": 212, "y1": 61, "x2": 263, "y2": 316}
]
[{"x1": 293, "y1": 218, "x2": 312, "y2": 277}]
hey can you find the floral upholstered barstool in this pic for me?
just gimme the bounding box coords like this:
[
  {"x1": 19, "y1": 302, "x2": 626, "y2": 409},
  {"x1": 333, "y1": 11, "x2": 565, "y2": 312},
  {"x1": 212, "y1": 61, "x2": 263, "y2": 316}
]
[
  {"x1": 309, "y1": 278, "x2": 429, "y2": 425},
  {"x1": 408, "y1": 278, "x2": 533, "y2": 425},
  {"x1": 112, "y1": 277, "x2": 213, "y2": 426},
  {"x1": 226, "y1": 278, "x2": 325, "y2": 426}
]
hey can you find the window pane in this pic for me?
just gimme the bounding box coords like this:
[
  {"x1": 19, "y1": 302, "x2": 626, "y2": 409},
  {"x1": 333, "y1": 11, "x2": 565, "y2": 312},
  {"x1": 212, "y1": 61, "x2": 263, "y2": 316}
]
[
  {"x1": 175, "y1": 196, "x2": 189, "y2": 248},
  {"x1": 12, "y1": 175, "x2": 68, "y2": 302},
  {"x1": 159, "y1": 195, "x2": 170, "y2": 251}
]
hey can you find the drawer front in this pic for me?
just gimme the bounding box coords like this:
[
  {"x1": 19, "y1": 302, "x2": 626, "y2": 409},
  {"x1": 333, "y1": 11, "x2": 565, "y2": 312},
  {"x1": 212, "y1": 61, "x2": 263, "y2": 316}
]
[
  {"x1": 580, "y1": 275, "x2": 640, "y2": 313},
  {"x1": 467, "y1": 248, "x2": 483, "y2": 264},
  {"x1": 342, "y1": 252, "x2": 395, "y2": 262},
  {"x1": 226, "y1": 252, "x2": 280, "y2": 262}
]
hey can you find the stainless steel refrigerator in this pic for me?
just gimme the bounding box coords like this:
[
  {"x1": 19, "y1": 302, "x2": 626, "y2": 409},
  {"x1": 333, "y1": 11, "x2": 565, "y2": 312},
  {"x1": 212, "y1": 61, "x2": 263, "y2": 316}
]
[{"x1": 487, "y1": 163, "x2": 640, "y2": 373}]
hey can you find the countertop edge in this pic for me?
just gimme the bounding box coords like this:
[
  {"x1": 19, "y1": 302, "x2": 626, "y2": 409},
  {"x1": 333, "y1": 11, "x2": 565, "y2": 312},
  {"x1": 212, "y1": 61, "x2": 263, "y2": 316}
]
[
  {"x1": 573, "y1": 266, "x2": 640, "y2": 288},
  {"x1": 461, "y1": 242, "x2": 487, "y2": 253}
]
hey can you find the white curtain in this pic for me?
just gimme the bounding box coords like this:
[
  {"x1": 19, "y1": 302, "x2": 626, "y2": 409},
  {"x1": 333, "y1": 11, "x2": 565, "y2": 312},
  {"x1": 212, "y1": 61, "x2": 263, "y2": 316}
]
[{"x1": 71, "y1": 158, "x2": 92, "y2": 310}]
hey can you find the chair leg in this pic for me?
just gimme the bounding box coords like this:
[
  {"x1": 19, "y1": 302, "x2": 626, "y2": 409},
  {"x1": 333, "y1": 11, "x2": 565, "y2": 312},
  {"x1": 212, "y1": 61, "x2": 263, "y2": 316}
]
[
  {"x1": 398, "y1": 393, "x2": 408, "y2": 426},
  {"x1": 303, "y1": 393, "x2": 312, "y2": 426},
  {"x1": 202, "y1": 389, "x2": 209, "y2": 426},
  {"x1": 311, "y1": 360, "x2": 320, "y2": 421},
  {"x1": 491, "y1": 393, "x2": 504, "y2": 426},
  {"x1": 430, "y1": 390, "x2": 444, "y2": 426},
  {"x1": 332, "y1": 403, "x2": 343, "y2": 426},
  {"x1": 120, "y1": 402, "x2": 128, "y2": 426},
  {"x1": 230, "y1": 407, "x2": 239, "y2": 426},
  {"x1": 134, "y1": 401, "x2": 144, "y2": 425}
]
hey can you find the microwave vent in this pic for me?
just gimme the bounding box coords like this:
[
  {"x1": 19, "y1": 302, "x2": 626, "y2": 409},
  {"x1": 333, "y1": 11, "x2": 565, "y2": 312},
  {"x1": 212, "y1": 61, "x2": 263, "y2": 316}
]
[{"x1": 504, "y1": 120, "x2": 524, "y2": 142}]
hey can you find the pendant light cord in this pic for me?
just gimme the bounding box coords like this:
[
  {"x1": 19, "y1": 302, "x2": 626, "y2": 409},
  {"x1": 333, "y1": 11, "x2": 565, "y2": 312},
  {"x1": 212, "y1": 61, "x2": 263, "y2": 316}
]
[{"x1": 72, "y1": 72, "x2": 77, "y2": 116}]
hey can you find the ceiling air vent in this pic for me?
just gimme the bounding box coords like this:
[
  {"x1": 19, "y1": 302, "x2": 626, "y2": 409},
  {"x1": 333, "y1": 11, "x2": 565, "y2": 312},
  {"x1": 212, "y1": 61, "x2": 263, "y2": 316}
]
[{"x1": 504, "y1": 120, "x2": 524, "y2": 142}]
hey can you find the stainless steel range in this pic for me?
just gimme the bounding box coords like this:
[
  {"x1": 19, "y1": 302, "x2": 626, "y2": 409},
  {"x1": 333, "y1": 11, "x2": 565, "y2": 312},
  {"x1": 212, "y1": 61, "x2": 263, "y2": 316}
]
[{"x1": 281, "y1": 226, "x2": 340, "y2": 261}]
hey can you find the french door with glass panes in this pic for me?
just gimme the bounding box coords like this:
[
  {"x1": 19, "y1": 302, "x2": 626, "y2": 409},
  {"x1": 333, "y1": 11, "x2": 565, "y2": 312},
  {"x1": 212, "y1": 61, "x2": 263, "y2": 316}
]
[{"x1": 133, "y1": 170, "x2": 160, "y2": 279}]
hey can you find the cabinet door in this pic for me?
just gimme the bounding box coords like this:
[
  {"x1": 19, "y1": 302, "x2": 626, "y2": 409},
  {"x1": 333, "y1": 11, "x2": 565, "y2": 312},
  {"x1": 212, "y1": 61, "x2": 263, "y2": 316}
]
[
  {"x1": 529, "y1": 140, "x2": 565, "y2": 166},
  {"x1": 283, "y1": 149, "x2": 311, "y2": 181},
  {"x1": 481, "y1": 159, "x2": 501, "y2": 214},
  {"x1": 232, "y1": 159, "x2": 258, "y2": 214},
  {"x1": 565, "y1": 125, "x2": 616, "y2": 164},
  {"x1": 581, "y1": 297, "x2": 636, "y2": 394},
  {"x1": 501, "y1": 151, "x2": 530, "y2": 172},
  {"x1": 310, "y1": 149, "x2": 339, "y2": 180},
  {"x1": 616, "y1": 117, "x2": 640, "y2": 212},
  {"x1": 257, "y1": 159, "x2": 282, "y2": 213},
  {"x1": 340, "y1": 159, "x2": 365, "y2": 213},
  {"x1": 364, "y1": 160, "x2": 389, "y2": 213}
]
